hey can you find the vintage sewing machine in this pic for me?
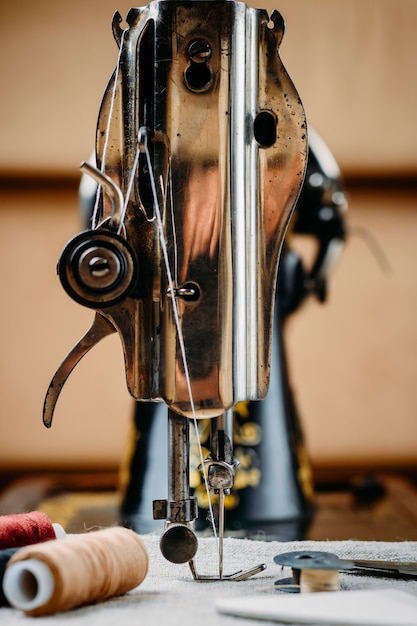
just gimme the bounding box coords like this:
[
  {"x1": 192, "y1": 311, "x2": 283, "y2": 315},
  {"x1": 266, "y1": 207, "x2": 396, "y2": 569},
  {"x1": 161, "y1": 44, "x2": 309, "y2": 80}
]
[{"x1": 43, "y1": 0, "x2": 345, "y2": 580}]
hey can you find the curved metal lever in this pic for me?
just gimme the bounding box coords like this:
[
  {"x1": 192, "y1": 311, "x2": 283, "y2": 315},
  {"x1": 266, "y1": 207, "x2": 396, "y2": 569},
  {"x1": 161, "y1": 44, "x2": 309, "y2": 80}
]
[
  {"x1": 80, "y1": 161, "x2": 124, "y2": 231},
  {"x1": 43, "y1": 313, "x2": 117, "y2": 428}
]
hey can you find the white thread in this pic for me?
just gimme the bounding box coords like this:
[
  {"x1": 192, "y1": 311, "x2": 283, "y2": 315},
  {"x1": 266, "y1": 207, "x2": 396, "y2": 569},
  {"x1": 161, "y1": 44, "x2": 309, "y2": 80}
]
[
  {"x1": 166, "y1": 164, "x2": 178, "y2": 282},
  {"x1": 142, "y1": 137, "x2": 219, "y2": 553},
  {"x1": 92, "y1": 29, "x2": 126, "y2": 229},
  {"x1": 117, "y1": 145, "x2": 141, "y2": 235}
]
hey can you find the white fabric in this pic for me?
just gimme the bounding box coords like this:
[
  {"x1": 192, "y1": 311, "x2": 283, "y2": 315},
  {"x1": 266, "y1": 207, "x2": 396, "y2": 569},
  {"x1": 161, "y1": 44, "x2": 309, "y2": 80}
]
[
  {"x1": 216, "y1": 589, "x2": 417, "y2": 625},
  {"x1": 1, "y1": 535, "x2": 417, "y2": 624}
]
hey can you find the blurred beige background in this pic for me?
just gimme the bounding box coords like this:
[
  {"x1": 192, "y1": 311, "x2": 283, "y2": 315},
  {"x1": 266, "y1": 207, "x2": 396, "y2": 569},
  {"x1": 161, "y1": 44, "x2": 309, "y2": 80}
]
[
  {"x1": 0, "y1": 0, "x2": 416, "y2": 475},
  {"x1": 1, "y1": 0, "x2": 416, "y2": 177}
]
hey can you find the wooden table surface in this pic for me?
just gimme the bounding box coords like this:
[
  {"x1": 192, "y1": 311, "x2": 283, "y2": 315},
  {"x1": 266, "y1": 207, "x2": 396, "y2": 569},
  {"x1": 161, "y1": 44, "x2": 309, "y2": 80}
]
[{"x1": 1, "y1": 472, "x2": 416, "y2": 541}]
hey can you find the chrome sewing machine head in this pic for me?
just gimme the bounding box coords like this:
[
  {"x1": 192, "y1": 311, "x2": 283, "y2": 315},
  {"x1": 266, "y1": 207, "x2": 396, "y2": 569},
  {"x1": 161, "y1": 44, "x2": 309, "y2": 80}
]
[{"x1": 43, "y1": 0, "x2": 307, "y2": 580}]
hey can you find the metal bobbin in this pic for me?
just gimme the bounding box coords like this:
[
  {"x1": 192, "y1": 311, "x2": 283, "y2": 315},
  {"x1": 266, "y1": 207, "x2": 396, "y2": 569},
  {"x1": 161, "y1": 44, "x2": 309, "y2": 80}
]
[{"x1": 274, "y1": 551, "x2": 355, "y2": 594}]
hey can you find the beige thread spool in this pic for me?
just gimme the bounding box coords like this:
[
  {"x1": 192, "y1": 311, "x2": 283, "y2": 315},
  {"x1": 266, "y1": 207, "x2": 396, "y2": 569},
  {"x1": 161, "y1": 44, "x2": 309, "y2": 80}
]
[
  {"x1": 3, "y1": 526, "x2": 148, "y2": 616},
  {"x1": 299, "y1": 567, "x2": 340, "y2": 593}
]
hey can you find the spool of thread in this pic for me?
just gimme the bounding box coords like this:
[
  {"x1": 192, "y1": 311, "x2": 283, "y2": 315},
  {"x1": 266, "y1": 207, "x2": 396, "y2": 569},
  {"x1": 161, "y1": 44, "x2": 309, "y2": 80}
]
[
  {"x1": 0, "y1": 548, "x2": 19, "y2": 605},
  {"x1": 3, "y1": 526, "x2": 148, "y2": 616},
  {"x1": 299, "y1": 567, "x2": 340, "y2": 593},
  {"x1": 0, "y1": 511, "x2": 65, "y2": 549}
]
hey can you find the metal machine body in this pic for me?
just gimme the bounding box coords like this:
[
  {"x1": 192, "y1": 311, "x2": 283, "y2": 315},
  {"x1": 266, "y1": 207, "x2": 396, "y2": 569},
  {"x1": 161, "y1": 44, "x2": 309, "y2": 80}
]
[{"x1": 43, "y1": 0, "x2": 307, "y2": 579}]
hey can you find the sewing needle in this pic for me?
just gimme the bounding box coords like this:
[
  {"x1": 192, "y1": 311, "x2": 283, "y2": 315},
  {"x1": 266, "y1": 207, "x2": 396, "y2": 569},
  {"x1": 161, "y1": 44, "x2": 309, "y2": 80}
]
[{"x1": 218, "y1": 489, "x2": 225, "y2": 579}]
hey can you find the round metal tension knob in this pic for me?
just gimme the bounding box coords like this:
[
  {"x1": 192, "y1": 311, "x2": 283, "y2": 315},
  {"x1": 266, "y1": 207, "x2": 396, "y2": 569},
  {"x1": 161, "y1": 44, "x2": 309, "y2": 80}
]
[
  {"x1": 77, "y1": 247, "x2": 122, "y2": 290},
  {"x1": 58, "y1": 230, "x2": 138, "y2": 308}
]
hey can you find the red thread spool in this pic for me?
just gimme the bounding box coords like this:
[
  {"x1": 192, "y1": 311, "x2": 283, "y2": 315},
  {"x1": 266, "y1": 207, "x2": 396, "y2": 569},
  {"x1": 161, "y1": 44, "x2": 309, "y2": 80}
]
[{"x1": 0, "y1": 512, "x2": 57, "y2": 549}]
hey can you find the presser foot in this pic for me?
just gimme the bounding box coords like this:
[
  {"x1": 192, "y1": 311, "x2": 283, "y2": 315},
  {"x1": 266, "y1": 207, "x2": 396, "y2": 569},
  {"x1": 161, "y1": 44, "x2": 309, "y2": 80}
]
[
  {"x1": 186, "y1": 486, "x2": 267, "y2": 582},
  {"x1": 189, "y1": 422, "x2": 268, "y2": 583},
  {"x1": 189, "y1": 559, "x2": 266, "y2": 582}
]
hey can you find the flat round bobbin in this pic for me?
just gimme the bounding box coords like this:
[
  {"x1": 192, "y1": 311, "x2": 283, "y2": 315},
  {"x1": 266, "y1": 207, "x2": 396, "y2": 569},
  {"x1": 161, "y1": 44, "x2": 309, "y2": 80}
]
[{"x1": 274, "y1": 551, "x2": 354, "y2": 571}]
